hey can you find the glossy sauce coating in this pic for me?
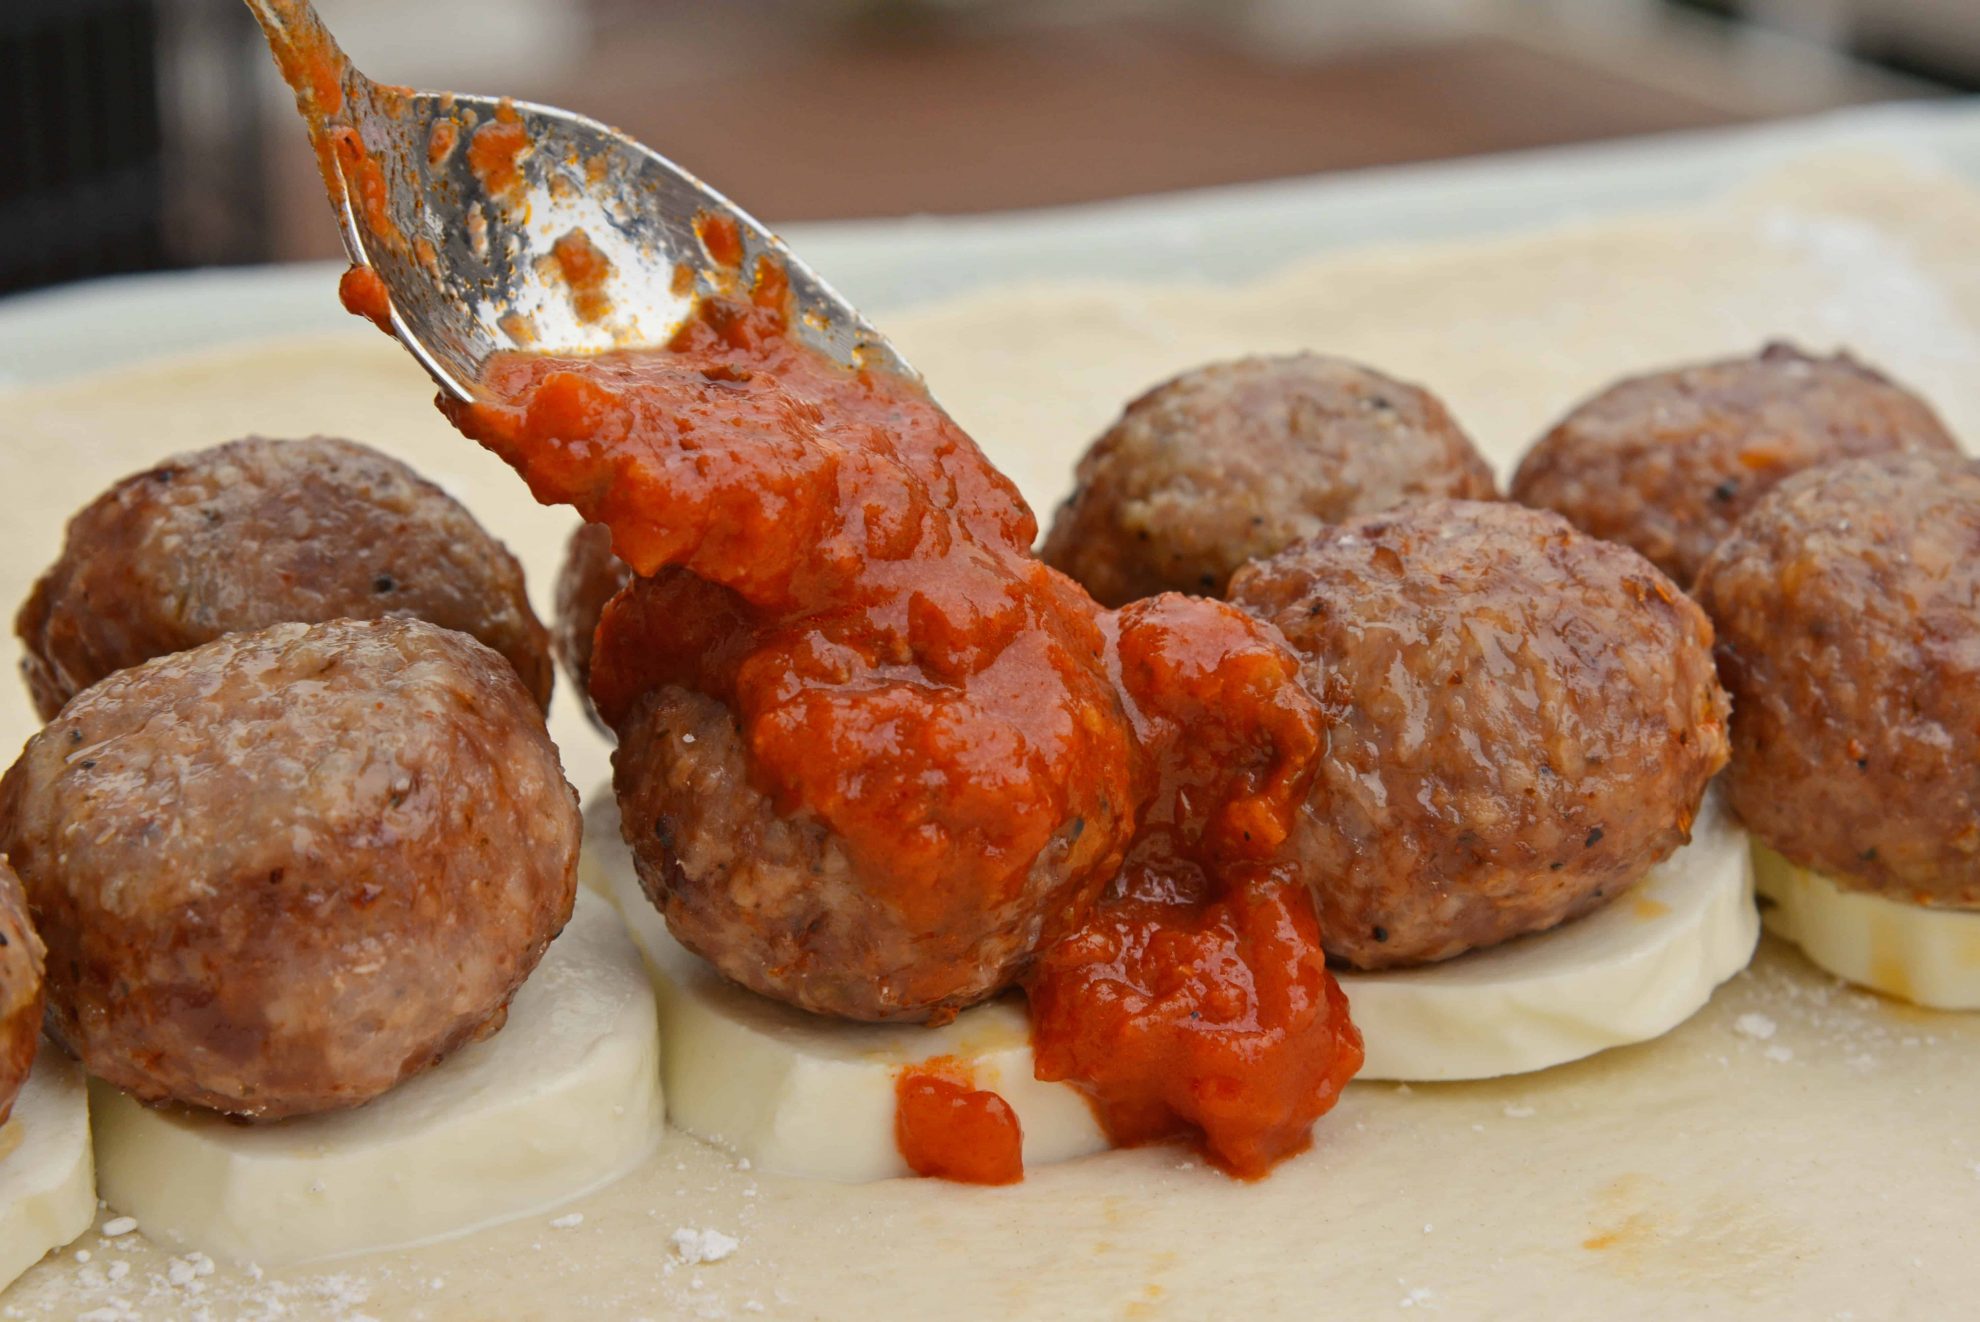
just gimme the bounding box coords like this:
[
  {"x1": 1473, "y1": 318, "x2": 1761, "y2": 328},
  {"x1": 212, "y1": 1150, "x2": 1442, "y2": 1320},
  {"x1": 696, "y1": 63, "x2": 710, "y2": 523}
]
[
  {"x1": 440, "y1": 266, "x2": 1360, "y2": 1173},
  {"x1": 452, "y1": 271, "x2": 1137, "y2": 1019},
  {"x1": 612, "y1": 680, "x2": 1100, "y2": 1021},
  {"x1": 894, "y1": 1060, "x2": 1024, "y2": 1185},
  {"x1": 261, "y1": 6, "x2": 1358, "y2": 1164},
  {"x1": 1029, "y1": 874, "x2": 1358, "y2": 1177},
  {"x1": 1028, "y1": 594, "x2": 1361, "y2": 1175}
]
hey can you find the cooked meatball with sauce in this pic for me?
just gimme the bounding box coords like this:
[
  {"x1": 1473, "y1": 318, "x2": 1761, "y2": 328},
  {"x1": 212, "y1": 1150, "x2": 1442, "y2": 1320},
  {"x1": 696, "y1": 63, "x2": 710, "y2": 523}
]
[
  {"x1": 17, "y1": 436, "x2": 553, "y2": 719},
  {"x1": 614, "y1": 684, "x2": 1108, "y2": 1023},
  {"x1": 1230, "y1": 500, "x2": 1729, "y2": 970},
  {"x1": 554, "y1": 521, "x2": 634, "y2": 727},
  {"x1": 1040, "y1": 354, "x2": 1497, "y2": 606},
  {"x1": 1696, "y1": 452, "x2": 1980, "y2": 907},
  {"x1": 1511, "y1": 343, "x2": 1959, "y2": 588},
  {"x1": 0, "y1": 859, "x2": 43, "y2": 1127},
  {"x1": 0, "y1": 618, "x2": 579, "y2": 1120}
]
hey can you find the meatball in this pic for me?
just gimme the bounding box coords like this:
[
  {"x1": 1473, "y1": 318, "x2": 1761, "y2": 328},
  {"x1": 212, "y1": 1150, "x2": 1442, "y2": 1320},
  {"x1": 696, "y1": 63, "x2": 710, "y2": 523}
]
[
  {"x1": 0, "y1": 859, "x2": 43, "y2": 1127},
  {"x1": 1511, "y1": 342, "x2": 1959, "y2": 588},
  {"x1": 1040, "y1": 354, "x2": 1497, "y2": 606},
  {"x1": 553, "y1": 522, "x2": 633, "y2": 727},
  {"x1": 0, "y1": 618, "x2": 580, "y2": 1119},
  {"x1": 1696, "y1": 452, "x2": 1980, "y2": 906},
  {"x1": 17, "y1": 435, "x2": 554, "y2": 719},
  {"x1": 1230, "y1": 500, "x2": 1729, "y2": 969},
  {"x1": 614, "y1": 685, "x2": 1100, "y2": 1022}
]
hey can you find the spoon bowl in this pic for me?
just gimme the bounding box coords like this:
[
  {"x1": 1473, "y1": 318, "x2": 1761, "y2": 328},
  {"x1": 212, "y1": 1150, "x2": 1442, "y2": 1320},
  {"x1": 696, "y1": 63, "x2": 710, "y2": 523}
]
[{"x1": 244, "y1": 0, "x2": 914, "y2": 401}]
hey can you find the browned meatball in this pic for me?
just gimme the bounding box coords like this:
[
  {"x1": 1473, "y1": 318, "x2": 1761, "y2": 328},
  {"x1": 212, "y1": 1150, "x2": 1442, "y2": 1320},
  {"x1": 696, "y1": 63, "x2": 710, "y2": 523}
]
[
  {"x1": 1511, "y1": 343, "x2": 1959, "y2": 588},
  {"x1": 0, "y1": 618, "x2": 579, "y2": 1119},
  {"x1": 554, "y1": 522, "x2": 633, "y2": 728},
  {"x1": 1230, "y1": 500, "x2": 1729, "y2": 969},
  {"x1": 614, "y1": 685, "x2": 1097, "y2": 1022},
  {"x1": 0, "y1": 859, "x2": 43, "y2": 1126},
  {"x1": 17, "y1": 436, "x2": 554, "y2": 719},
  {"x1": 1040, "y1": 355, "x2": 1497, "y2": 606},
  {"x1": 1696, "y1": 453, "x2": 1980, "y2": 906}
]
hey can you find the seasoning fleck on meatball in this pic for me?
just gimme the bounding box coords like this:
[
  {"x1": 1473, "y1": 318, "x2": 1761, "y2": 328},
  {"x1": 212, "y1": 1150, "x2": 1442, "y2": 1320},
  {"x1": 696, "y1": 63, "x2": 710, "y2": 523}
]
[
  {"x1": 554, "y1": 522, "x2": 634, "y2": 729},
  {"x1": 17, "y1": 435, "x2": 553, "y2": 718},
  {"x1": 0, "y1": 618, "x2": 580, "y2": 1120},
  {"x1": 1230, "y1": 500, "x2": 1729, "y2": 970},
  {"x1": 1040, "y1": 355, "x2": 1496, "y2": 606},
  {"x1": 0, "y1": 859, "x2": 43, "y2": 1127},
  {"x1": 1511, "y1": 343, "x2": 1958, "y2": 588},
  {"x1": 614, "y1": 684, "x2": 1106, "y2": 1023},
  {"x1": 1696, "y1": 452, "x2": 1980, "y2": 906}
]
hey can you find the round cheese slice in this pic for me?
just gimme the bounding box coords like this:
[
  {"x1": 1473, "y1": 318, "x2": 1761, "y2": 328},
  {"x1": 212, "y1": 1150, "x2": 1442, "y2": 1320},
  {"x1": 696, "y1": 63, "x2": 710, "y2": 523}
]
[
  {"x1": 580, "y1": 798, "x2": 1106, "y2": 1183},
  {"x1": 0, "y1": 1051, "x2": 95, "y2": 1292},
  {"x1": 1754, "y1": 843, "x2": 1980, "y2": 1010},
  {"x1": 1339, "y1": 790, "x2": 1757, "y2": 1081},
  {"x1": 89, "y1": 890, "x2": 662, "y2": 1267}
]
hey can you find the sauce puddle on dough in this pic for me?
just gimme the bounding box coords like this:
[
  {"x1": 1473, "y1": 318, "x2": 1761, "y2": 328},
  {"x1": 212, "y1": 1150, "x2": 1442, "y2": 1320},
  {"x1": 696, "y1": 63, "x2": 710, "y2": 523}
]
[{"x1": 895, "y1": 1059, "x2": 1024, "y2": 1186}]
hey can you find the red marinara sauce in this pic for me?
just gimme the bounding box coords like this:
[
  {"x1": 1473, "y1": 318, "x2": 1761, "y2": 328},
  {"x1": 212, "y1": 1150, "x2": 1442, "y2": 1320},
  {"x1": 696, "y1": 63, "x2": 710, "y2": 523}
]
[
  {"x1": 426, "y1": 116, "x2": 459, "y2": 168},
  {"x1": 255, "y1": 2, "x2": 1360, "y2": 1176},
  {"x1": 1026, "y1": 596, "x2": 1364, "y2": 1178},
  {"x1": 548, "y1": 229, "x2": 614, "y2": 325},
  {"x1": 895, "y1": 1061, "x2": 1024, "y2": 1186},
  {"x1": 434, "y1": 256, "x2": 1362, "y2": 1179},
  {"x1": 452, "y1": 259, "x2": 1136, "y2": 1022},
  {"x1": 466, "y1": 100, "x2": 530, "y2": 202},
  {"x1": 337, "y1": 263, "x2": 393, "y2": 334},
  {"x1": 696, "y1": 213, "x2": 746, "y2": 270}
]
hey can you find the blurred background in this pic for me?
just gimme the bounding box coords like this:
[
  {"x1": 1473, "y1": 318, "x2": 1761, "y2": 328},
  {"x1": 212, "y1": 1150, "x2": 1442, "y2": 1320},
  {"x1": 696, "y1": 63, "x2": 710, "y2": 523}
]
[{"x1": 3, "y1": 0, "x2": 1972, "y2": 296}]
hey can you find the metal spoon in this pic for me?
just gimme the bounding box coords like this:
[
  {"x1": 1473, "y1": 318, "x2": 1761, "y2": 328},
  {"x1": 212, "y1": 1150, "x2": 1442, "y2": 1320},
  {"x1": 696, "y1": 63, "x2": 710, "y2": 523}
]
[{"x1": 242, "y1": 0, "x2": 914, "y2": 402}]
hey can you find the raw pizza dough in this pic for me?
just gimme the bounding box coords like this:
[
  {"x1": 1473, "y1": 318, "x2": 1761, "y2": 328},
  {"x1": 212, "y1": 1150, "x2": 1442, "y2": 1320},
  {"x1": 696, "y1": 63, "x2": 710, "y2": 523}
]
[{"x1": 5, "y1": 152, "x2": 1980, "y2": 1320}]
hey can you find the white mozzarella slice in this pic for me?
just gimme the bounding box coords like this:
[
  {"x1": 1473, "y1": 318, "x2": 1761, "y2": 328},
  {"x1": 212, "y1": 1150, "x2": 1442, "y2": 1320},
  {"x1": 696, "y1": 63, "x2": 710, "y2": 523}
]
[
  {"x1": 0, "y1": 1051, "x2": 95, "y2": 1292},
  {"x1": 1338, "y1": 790, "x2": 1757, "y2": 1081},
  {"x1": 89, "y1": 890, "x2": 662, "y2": 1267},
  {"x1": 1754, "y1": 844, "x2": 1980, "y2": 1010},
  {"x1": 587, "y1": 783, "x2": 1754, "y2": 1167},
  {"x1": 580, "y1": 798, "x2": 1106, "y2": 1183}
]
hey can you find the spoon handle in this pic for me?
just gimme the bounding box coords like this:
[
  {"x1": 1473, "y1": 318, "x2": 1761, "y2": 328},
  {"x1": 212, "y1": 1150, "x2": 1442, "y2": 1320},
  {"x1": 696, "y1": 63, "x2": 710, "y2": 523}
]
[
  {"x1": 239, "y1": 0, "x2": 369, "y2": 261},
  {"x1": 242, "y1": 0, "x2": 357, "y2": 122}
]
